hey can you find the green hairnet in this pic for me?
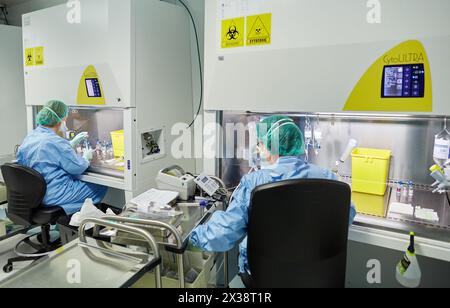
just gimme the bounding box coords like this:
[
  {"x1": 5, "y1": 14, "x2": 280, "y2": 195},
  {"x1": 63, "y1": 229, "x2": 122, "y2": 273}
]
[
  {"x1": 256, "y1": 116, "x2": 305, "y2": 157},
  {"x1": 36, "y1": 100, "x2": 69, "y2": 126}
]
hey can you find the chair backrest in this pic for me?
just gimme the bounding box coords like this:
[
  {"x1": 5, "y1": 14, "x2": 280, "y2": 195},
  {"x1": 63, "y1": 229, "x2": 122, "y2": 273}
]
[
  {"x1": 247, "y1": 179, "x2": 351, "y2": 288},
  {"x1": 0, "y1": 163, "x2": 47, "y2": 227}
]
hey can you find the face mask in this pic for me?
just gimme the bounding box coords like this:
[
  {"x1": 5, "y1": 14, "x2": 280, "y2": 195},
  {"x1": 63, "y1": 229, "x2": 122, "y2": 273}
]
[
  {"x1": 59, "y1": 121, "x2": 68, "y2": 133},
  {"x1": 256, "y1": 144, "x2": 278, "y2": 170}
]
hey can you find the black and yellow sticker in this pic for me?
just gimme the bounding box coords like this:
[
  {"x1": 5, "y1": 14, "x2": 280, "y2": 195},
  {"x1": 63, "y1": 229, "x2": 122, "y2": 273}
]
[
  {"x1": 25, "y1": 48, "x2": 35, "y2": 66},
  {"x1": 247, "y1": 13, "x2": 272, "y2": 46},
  {"x1": 34, "y1": 47, "x2": 44, "y2": 66},
  {"x1": 221, "y1": 17, "x2": 245, "y2": 49},
  {"x1": 25, "y1": 46, "x2": 44, "y2": 66}
]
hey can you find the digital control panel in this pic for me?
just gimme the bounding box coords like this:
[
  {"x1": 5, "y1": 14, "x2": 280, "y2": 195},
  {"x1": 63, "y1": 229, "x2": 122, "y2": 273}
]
[
  {"x1": 382, "y1": 64, "x2": 425, "y2": 98},
  {"x1": 85, "y1": 78, "x2": 102, "y2": 98}
]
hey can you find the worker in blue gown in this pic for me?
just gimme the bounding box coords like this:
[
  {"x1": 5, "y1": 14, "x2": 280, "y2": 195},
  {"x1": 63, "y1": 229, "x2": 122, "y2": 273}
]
[
  {"x1": 190, "y1": 116, "x2": 357, "y2": 276},
  {"x1": 17, "y1": 100, "x2": 108, "y2": 215}
]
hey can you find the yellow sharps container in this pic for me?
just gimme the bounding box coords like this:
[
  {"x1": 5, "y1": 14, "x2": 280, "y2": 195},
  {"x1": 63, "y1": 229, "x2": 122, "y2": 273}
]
[{"x1": 351, "y1": 148, "x2": 392, "y2": 196}]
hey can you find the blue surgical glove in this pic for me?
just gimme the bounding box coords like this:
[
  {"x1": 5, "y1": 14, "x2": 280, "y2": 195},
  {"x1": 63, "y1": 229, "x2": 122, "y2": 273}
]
[
  {"x1": 70, "y1": 132, "x2": 89, "y2": 148},
  {"x1": 187, "y1": 238, "x2": 203, "y2": 253},
  {"x1": 83, "y1": 149, "x2": 94, "y2": 162}
]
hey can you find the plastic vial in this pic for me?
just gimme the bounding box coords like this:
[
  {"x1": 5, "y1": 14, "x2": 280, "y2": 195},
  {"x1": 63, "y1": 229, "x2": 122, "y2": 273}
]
[
  {"x1": 199, "y1": 200, "x2": 208, "y2": 215},
  {"x1": 402, "y1": 182, "x2": 408, "y2": 197},
  {"x1": 408, "y1": 181, "x2": 414, "y2": 197},
  {"x1": 313, "y1": 121, "x2": 322, "y2": 156},
  {"x1": 396, "y1": 181, "x2": 403, "y2": 195},
  {"x1": 304, "y1": 118, "x2": 313, "y2": 161}
]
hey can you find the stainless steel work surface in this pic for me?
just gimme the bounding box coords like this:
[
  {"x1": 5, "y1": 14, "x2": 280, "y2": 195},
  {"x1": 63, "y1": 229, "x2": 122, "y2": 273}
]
[
  {"x1": 110, "y1": 203, "x2": 215, "y2": 248},
  {"x1": 0, "y1": 237, "x2": 157, "y2": 288},
  {"x1": 388, "y1": 186, "x2": 450, "y2": 228},
  {"x1": 354, "y1": 186, "x2": 450, "y2": 242},
  {"x1": 87, "y1": 164, "x2": 125, "y2": 179}
]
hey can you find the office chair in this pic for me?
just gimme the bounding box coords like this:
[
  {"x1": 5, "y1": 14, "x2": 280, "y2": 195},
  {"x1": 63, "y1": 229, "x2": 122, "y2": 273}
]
[
  {"x1": 241, "y1": 179, "x2": 351, "y2": 288},
  {"x1": 0, "y1": 163, "x2": 65, "y2": 273}
]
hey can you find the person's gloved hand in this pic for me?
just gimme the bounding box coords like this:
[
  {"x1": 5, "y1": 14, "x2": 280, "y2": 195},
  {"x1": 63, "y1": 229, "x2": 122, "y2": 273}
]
[
  {"x1": 70, "y1": 132, "x2": 89, "y2": 148},
  {"x1": 83, "y1": 149, "x2": 94, "y2": 162}
]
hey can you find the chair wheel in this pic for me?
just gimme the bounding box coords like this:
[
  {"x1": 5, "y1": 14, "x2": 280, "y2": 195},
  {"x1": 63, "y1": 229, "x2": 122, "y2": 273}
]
[{"x1": 3, "y1": 263, "x2": 13, "y2": 273}]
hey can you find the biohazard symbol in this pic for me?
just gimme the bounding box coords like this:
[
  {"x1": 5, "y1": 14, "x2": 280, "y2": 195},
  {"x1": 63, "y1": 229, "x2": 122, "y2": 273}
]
[
  {"x1": 226, "y1": 25, "x2": 240, "y2": 41},
  {"x1": 25, "y1": 48, "x2": 34, "y2": 66},
  {"x1": 247, "y1": 14, "x2": 272, "y2": 46},
  {"x1": 222, "y1": 17, "x2": 244, "y2": 48}
]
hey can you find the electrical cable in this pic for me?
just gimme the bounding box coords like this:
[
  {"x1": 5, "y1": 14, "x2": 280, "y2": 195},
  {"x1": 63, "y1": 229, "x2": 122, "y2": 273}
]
[
  {"x1": 446, "y1": 192, "x2": 450, "y2": 208},
  {"x1": 1, "y1": 6, "x2": 8, "y2": 25},
  {"x1": 178, "y1": 0, "x2": 203, "y2": 129}
]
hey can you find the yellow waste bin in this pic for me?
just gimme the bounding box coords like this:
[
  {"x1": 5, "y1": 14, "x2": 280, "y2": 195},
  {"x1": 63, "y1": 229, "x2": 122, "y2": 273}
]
[
  {"x1": 351, "y1": 192, "x2": 388, "y2": 217},
  {"x1": 110, "y1": 130, "x2": 124, "y2": 158},
  {"x1": 351, "y1": 148, "x2": 392, "y2": 196}
]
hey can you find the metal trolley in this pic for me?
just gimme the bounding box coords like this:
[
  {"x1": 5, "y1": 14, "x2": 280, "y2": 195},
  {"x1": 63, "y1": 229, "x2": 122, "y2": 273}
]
[
  {"x1": 103, "y1": 202, "x2": 219, "y2": 288},
  {"x1": 0, "y1": 218, "x2": 162, "y2": 288}
]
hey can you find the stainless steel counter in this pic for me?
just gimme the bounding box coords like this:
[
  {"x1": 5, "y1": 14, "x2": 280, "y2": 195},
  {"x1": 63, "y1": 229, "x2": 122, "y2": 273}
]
[
  {"x1": 87, "y1": 165, "x2": 125, "y2": 179},
  {"x1": 353, "y1": 184, "x2": 450, "y2": 243}
]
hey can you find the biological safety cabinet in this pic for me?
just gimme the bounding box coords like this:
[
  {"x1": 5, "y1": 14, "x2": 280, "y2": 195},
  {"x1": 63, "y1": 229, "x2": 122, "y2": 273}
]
[
  {"x1": 22, "y1": 0, "x2": 195, "y2": 201},
  {"x1": 204, "y1": 0, "x2": 450, "y2": 115},
  {"x1": 0, "y1": 25, "x2": 26, "y2": 160},
  {"x1": 204, "y1": 0, "x2": 450, "y2": 287}
]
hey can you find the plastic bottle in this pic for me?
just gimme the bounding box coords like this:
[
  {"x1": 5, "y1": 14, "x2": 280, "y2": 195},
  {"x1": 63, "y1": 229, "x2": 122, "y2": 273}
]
[
  {"x1": 396, "y1": 181, "x2": 403, "y2": 196},
  {"x1": 402, "y1": 182, "x2": 408, "y2": 197},
  {"x1": 101, "y1": 141, "x2": 107, "y2": 159},
  {"x1": 199, "y1": 200, "x2": 208, "y2": 215},
  {"x1": 107, "y1": 142, "x2": 114, "y2": 160},
  {"x1": 408, "y1": 181, "x2": 414, "y2": 197},
  {"x1": 313, "y1": 118, "x2": 322, "y2": 156},
  {"x1": 95, "y1": 140, "x2": 102, "y2": 159},
  {"x1": 396, "y1": 232, "x2": 422, "y2": 288},
  {"x1": 304, "y1": 118, "x2": 313, "y2": 161},
  {"x1": 433, "y1": 122, "x2": 450, "y2": 167}
]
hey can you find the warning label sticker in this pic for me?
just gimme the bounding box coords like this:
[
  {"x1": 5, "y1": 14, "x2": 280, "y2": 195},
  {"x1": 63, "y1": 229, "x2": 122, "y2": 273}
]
[
  {"x1": 34, "y1": 47, "x2": 44, "y2": 66},
  {"x1": 221, "y1": 17, "x2": 245, "y2": 48},
  {"x1": 25, "y1": 46, "x2": 44, "y2": 66},
  {"x1": 247, "y1": 13, "x2": 272, "y2": 46},
  {"x1": 25, "y1": 48, "x2": 35, "y2": 66}
]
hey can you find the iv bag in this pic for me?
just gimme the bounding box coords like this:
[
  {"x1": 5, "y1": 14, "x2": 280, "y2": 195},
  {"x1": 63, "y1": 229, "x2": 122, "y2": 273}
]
[{"x1": 433, "y1": 128, "x2": 450, "y2": 167}]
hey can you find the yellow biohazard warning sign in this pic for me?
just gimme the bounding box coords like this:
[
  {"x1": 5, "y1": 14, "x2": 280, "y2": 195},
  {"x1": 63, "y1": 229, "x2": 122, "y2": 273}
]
[
  {"x1": 25, "y1": 46, "x2": 45, "y2": 66},
  {"x1": 34, "y1": 47, "x2": 44, "y2": 66},
  {"x1": 247, "y1": 13, "x2": 272, "y2": 46},
  {"x1": 221, "y1": 17, "x2": 245, "y2": 48},
  {"x1": 25, "y1": 48, "x2": 35, "y2": 66}
]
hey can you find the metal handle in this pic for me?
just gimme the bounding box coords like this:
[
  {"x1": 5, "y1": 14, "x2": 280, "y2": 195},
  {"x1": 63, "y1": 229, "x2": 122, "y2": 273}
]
[
  {"x1": 100, "y1": 215, "x2": 186, "y2": 288},
  {"x1": 78, "y1": 218, "x2": 162, "y2": 288},
  {"x1": 101, "y1": 216, "x2": 184, "y2": 249}
]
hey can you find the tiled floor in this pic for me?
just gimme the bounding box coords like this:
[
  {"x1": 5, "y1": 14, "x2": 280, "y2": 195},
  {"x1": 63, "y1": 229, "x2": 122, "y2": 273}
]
[
  {"x1": 0, "y1": 234, "x2": 33, "y2": 282},
  {"x1": 0, "y1": 205, "x2": 51, "y2": 283},
  {"x1": 229, "y1": 275, "x2": 245, "y2": 288}
]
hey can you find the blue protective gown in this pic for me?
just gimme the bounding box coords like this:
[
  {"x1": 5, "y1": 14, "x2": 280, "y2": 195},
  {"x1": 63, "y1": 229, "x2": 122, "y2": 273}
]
[
  {"x1": 190, "y1": 156, "x2": 357, "y2": 274},
  {"x1": 17, "y1": 126, "x2": 107, "y2": 215}
]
